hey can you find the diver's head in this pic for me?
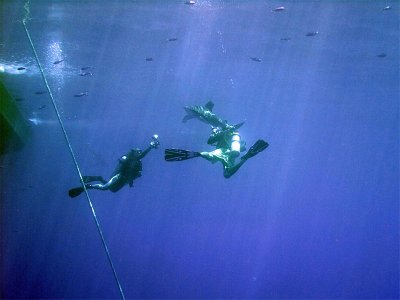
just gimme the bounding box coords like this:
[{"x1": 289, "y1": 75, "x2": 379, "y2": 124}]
[{"x1": 128, "y1": 148, "x2": 142, "y2": 158}]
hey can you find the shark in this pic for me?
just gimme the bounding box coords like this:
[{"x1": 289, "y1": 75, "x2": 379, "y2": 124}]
[
  {"x1": 183, "y1": 101, "x2": 245, "y2": 130},
  {"x1": 183, "y1": 101, "x2": 228, "y2": 128}
]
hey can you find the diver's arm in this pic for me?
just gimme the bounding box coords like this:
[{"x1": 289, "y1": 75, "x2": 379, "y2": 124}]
[
  {"x1": 139, "y1": 134, "x2": 160, "y2": 159},
  {"x1": 207, "y1": 127, "x2": 233, "y2": 145},
  {"x1": 139, "y1": 146, "x2": 153, "y2": 159}
]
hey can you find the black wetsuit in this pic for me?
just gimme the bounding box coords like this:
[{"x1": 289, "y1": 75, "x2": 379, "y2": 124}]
[
  {"x1": 69, "y1": 137, "x2": 159, "y2": 198},
  {"x1": 87, "y1": 153, "x2": 143, "y2": 193}
]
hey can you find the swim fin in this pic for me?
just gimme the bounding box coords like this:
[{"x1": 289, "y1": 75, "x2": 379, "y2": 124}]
[
  {"x1": 241, "y1": 139, "x2": 269, "y2": 160},
  {"x1": 68, "y1": 187, "x2": 85, "y2": 198},
  {"x1": 165, "y1": 148, "x2": 201, "y2": 161}
]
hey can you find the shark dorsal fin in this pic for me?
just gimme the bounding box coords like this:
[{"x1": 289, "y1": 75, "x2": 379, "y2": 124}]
[{"x1": 205, "y1": 101, "x2": 214, "y2": 111}]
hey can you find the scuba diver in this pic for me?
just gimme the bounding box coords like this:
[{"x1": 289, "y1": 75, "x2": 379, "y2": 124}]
[
  {"x1": 68, "y1": 135, "x2": 160, "y2": 198},
  {"x1": 165, "y1": 102, "x2": 268, "y2": 178}
]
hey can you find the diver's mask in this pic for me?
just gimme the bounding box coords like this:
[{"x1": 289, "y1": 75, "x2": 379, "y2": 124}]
[{"x1": 231, "y1": 132, "x2": 241, "y2": 157}]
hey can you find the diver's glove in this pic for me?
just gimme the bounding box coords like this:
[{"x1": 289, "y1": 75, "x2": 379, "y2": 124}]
[{"x1": 150, "y1": 134, "x2": 160, "y2": 149}]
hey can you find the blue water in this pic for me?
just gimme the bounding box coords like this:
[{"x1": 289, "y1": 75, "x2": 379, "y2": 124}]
[{"x1": 1, "y1": 1, "x2": 398, "y2": 298}]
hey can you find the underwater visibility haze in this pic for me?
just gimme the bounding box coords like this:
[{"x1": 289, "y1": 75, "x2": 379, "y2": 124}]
[{"x1": 0, "y1": 1, "x2": 399, "y2": 299}]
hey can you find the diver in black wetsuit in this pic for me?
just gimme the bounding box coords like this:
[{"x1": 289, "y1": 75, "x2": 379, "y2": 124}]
[
  {"x1": 165, "y1": 102, "x2": 268, "y2": 178},
  {"x1": 69, "y1": 135, "x2": 160, "y2": 198}
]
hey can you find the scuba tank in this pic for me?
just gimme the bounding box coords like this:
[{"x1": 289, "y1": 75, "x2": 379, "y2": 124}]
[{"x1": 231, "y1": 132, "x2": 241, "y2": 157}]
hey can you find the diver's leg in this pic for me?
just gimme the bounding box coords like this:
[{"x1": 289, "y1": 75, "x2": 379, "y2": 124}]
[
  {"x1": 82, "y1": 176, "x2": 107, "y2": 183},
  {"x1": 200, "y1": 149, "x2": 241, "y2": 178},
  {"x1": 199, "y1": 151, "x2": 214, "y2": 162},
  {"x1": 223, "y1": 160, "x2": 247, "y2": 178},
  {"x1": 85, "y1": 183, "x2": 108, "y2": 191},
  {"x1": 108, "y1": 176, "x2": 126, "y2": 192},
  {"x1": 86, "y1": 174, "x2": 122, "y2": 191},
  {"x1": 223, "y1": 140, "x2": 269, "y2": 178},
  {"x1": 199, "y1": 149, "x2": 227, "y2": 164},
  {"x1": 69, "y1": 175, "x2": 121, "y2": 198}
]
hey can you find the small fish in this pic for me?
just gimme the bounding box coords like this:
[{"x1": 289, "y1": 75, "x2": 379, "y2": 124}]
[
  {"x1": 74, "y1": 91, "x2": 88, "y2": 97},
  {"x1": 272, "y1": 6, "x2": 285, "y2": 12},
  {"x1": 80, "y1": 72, "x2": 92, "y2": 76},
  {"x1": 53, "y1": 59, "x2": 64, "y2": 65},
  {"x1": 376, "y1": 53, "x2": 387, "y2": 58},
  {"x1": 35, "y1": 91, "x2": 47, "y2": 95},
  {"x1": 17, "y1": 67, "x2": 26, "y2": 70},
  {"x1": 250, "y1": 57, "x2": 262, "y2": 62},
  {"x1": 15, "y1": 98, "x2": 24, "y2": 102},
  {"x1": 81, "y1": 66, "x2": 91, "y2": 70},
  {"x1": 38, "y1": 104, "x2": 46, "y2": 110},
  {"x1": 145, "y1": 57, "x2": 153, "y2": 61},
  {"x1": 383, "y1": 6, "x2": 391, "y2": 10},
  {"x1": 280, "y1": 37, "x2": 291, "y2": 41},
  {"x1": 306, "y1": 31, "x2": 319, "y2": 37},
  {"x1": 167, "y1": 38, "x2": 178, "y2": 42},
  {"x1": 185, "y1": 0, "x2": 195, "y2": 4}
]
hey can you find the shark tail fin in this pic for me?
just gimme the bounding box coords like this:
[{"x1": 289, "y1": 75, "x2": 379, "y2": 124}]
[{"x1": 233, "y1": 121, "x2": 245, "y2": 130}]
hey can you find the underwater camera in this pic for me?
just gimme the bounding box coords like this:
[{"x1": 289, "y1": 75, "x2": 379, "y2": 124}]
[
  {"x1": 151, "y1": 134, "x2": 160, "y2": 148},
  {"x1": 231, "y1": 132, "x2": 241, "y2": 157}
]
